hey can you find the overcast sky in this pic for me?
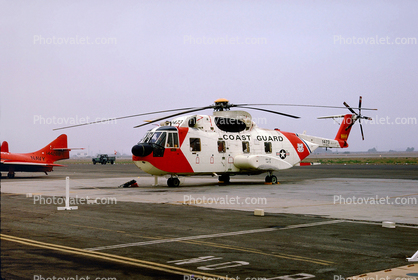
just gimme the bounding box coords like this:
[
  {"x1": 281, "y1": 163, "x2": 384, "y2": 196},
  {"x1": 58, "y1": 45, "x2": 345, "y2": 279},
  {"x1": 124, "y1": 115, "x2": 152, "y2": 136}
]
[{"x1": 1, "y1": 1, "x2": 417, "y2": 156}]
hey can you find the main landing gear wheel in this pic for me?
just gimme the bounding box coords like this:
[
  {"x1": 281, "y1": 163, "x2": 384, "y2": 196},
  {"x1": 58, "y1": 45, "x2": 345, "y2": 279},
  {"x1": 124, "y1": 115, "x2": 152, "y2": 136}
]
[
  {"x1": 218, "y1": 174, "x2": 230, "y2": 184},
  {"x1": 167, "y1": 177, "x2": 180, "y2": 187},
  {"x1": 265, "y1": 175, "x2": 277, "y2": 184}
]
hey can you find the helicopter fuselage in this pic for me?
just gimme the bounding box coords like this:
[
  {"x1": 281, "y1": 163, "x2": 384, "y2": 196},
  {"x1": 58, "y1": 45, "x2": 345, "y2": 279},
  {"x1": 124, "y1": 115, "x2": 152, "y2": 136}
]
[{"x1": 131, "y1": 111, "x2": 352, "y2": 186}]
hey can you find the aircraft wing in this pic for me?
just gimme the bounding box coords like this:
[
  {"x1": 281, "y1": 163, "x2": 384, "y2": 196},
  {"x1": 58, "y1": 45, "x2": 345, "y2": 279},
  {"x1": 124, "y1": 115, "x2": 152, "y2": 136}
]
[{"x1": 0, "y1": 161, "x2": 66, "y2": 173}]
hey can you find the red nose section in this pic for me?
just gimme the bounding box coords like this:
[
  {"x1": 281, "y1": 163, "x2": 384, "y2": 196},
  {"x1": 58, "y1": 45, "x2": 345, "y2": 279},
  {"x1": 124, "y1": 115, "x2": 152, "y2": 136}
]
[{"x1": 132, "y1": 149, "x2": 193, "y2": 174}]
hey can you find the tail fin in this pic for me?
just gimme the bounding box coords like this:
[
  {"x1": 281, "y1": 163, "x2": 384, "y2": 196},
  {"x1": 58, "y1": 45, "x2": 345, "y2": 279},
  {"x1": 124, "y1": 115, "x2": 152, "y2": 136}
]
[
  {"x1": 1, "y1": 141, "x2": 9, "y2": 153},
  {"x1": 33, "y1": 134, "x2": 70, "y2": 163},
  {"x1": 335, "y1": 114, "x2": 353, "y2": 148}
]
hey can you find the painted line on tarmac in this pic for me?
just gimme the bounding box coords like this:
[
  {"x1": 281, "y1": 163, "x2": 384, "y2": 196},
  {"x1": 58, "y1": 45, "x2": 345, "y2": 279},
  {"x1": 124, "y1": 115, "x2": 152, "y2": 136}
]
[
  {"x1": 0, "y1": 234, "x2": 235, "y2": 280},
  {"x1": 86, "y1": 220, "x2": 343, "y2": 251},
  {"x1": 85, "y1": 220, "x2": 342, "y2": 265},
  {"x1": 183, "y1": 239, "x2": 334, "y2": 265},
  {"x1": 69, "y1": 223, "x2": 332, "y2": 265}
]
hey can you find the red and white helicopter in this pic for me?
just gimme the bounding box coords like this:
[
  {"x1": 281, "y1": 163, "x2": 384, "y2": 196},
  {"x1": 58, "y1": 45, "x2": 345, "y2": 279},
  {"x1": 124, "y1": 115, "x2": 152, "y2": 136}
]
[{"x1": 57, "y1": 97, "x2": 375, "y2": 187}]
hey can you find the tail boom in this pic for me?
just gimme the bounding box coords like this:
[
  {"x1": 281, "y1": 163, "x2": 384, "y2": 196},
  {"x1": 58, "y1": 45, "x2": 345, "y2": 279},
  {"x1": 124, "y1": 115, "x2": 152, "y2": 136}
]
[{"x1": 298, "y1": 114, "x2": 354, "y2": 149}]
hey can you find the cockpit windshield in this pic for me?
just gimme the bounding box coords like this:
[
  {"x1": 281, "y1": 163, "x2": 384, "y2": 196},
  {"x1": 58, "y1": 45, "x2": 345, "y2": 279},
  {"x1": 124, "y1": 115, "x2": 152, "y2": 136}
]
[
  {"x1": 139, "y1": 131, "x2": 153, "y2": 144},
  {"x1": 139, "y1": 131, "x2": 167, "y2": 146}
]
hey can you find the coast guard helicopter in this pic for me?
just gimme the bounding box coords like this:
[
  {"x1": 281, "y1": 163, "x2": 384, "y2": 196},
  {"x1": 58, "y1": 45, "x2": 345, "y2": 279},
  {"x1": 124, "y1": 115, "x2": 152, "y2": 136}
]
[{"x1": 56, "y1": 97, "x2": 374, "y2": 187}]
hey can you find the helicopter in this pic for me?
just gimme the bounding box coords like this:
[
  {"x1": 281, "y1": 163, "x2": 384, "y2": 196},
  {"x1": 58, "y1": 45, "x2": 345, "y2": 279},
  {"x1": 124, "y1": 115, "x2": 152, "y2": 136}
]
[{"x1": 56, "y1": 97, "x2": 375, "y2": 187}]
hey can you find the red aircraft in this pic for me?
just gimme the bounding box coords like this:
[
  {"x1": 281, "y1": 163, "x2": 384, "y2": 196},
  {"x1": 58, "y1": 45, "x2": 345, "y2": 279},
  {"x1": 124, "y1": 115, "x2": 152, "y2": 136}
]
[{"x1": 1, "y1": 134, "x2": 73, "y2": 178}]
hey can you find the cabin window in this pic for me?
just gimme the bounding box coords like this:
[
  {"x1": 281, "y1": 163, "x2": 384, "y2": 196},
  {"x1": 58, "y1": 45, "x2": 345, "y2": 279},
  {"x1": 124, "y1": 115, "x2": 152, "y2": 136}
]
[
  {"x1": 242, "y1": 141, "x2": 250, "y2": 153},
  {"x1": 217, "y1": 140, "x2": 226, "y2": 153},
  {"x1": 190, "y1": 138, "x2": 201, "y2": 152},
  {"x1": 264, "y1": 142, "x2": 272, "y2": 153},
  {"x1": 166, "y1": 132, "x2": 179, "y2": 148}
]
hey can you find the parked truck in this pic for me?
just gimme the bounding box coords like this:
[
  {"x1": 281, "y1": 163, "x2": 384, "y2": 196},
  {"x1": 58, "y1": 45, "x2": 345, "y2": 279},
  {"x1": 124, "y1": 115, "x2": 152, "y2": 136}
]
[{"x1": 92, "y1": 154, "x2": 116, "y2": 165}]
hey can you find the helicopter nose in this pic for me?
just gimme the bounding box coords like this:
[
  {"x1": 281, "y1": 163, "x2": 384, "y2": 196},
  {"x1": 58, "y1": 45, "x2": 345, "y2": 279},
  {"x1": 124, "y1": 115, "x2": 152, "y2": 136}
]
[{"x1": 132, "y1": 144, "x2": 153, "y2": 157}]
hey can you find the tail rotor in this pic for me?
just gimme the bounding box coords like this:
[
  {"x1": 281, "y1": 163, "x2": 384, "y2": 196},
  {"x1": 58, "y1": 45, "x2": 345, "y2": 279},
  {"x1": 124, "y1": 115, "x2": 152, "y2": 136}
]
[{"x1": 343, "y1": 96, "x2": 372, "y2": 140}]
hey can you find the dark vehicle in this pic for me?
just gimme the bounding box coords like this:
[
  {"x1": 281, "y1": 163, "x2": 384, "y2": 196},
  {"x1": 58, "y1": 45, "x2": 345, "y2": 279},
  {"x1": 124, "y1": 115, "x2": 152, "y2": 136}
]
[{"x1": 92, "y1": 154, "x2": 116, "y2": 165}]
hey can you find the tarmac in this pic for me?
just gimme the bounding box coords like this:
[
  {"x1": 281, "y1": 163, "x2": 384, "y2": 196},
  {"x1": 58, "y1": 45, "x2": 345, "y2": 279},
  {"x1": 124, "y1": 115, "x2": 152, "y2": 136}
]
[{"x1": 1, "y1": 163, "x2": 418, "y2": 280}]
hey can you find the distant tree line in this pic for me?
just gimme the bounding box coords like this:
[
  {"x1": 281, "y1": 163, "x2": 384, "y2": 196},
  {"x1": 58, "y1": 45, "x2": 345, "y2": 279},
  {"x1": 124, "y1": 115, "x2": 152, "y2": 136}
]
[{"x1": 368, "y1": 147, "x2": 415, "y2": 153}]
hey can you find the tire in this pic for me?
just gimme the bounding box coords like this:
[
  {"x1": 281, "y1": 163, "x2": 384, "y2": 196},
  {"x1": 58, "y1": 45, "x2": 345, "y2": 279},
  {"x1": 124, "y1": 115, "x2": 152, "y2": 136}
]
[
  {"x1": 270, "y1": 175, "x2": 278, "y2": 184},
  {"x1": 167, "y1": 177, "x2": 180, "y2": 187},
  {"x1": 219, "y1": 174, "x2": 230, "y2": 184},
  {"x1": 172, "y1": 178, "x2": 180, "y2": 187},
  {"x1": 265, "y1": 175, "x2": 272, "y2": 183}
]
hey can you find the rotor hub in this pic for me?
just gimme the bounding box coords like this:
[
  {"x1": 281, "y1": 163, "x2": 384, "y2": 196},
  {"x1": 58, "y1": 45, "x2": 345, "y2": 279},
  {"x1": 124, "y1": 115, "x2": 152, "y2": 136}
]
[{"x1": 213, "y1": 98, "x2": 231, "y2": 111}]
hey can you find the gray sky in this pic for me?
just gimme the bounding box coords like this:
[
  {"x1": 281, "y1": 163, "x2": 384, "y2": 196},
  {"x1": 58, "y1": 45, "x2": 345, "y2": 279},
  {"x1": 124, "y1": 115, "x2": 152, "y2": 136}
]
[{"x1": 1, "y1": 1, "x2": 417, "y2": 155}]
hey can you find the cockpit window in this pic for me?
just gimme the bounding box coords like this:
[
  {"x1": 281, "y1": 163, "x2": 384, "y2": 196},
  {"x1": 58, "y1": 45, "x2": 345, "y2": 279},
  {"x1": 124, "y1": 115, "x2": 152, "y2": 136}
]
[
  {"x1": 151, "y1": 132, "x2": 166, "y2": 146},
  {"x1": 140, "y1": 131, "x2": 167, "y2": 147},
  {"x1": 139, "y1": 131, "x2": 153, "y2": 143}
]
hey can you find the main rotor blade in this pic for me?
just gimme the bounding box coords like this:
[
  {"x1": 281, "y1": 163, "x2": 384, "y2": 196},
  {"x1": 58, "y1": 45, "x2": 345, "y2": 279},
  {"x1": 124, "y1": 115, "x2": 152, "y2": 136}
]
[
  {"x1": 53, "y1": 107, "x2": 199, "y2": 131},
  {"x1": 234, "y1": 103, "x2": 377, "y2": 111},
  {"x1": 133, "y1": 106, "x2": 214, "y2": 128},
  {"x1": 317, "y1": 115, "x2": 347, "y2": 119},
  {"x1": 343, "y1": 102, "x2": 358, "y2": 115},
  {"x1": 238, "y1": 106, "x2": 300, "y2": 119}
]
